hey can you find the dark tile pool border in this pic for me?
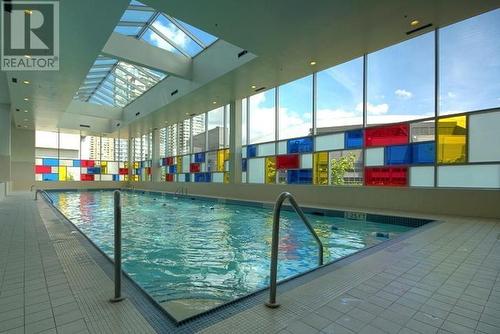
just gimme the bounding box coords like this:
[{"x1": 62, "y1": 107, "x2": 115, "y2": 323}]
[{"x1": 39, "y1": 189, "x2": 438, "y2": 333}]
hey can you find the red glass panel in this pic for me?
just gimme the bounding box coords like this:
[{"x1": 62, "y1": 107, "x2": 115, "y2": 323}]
[
  {"x1": 81, "y1": 160, "x2": 95, "y2": 167},
  {"x1": 365, "y1": 124, "x2": 409, "y2": 147},
  {"x1": 119, "y1": 168, "x2": 129, "y2": 175},
  {"x1": 81, "y1": 174, "x2": 95, "y2": 181},
  {"x1": 166, "y1": 174, "x2": 174, "y2": 182},
  {"x1": 276, "y1": 154, "x2": 300, "y2": 169},
  {"x1": 146, "y1": 167, "x2": 152, "y2": 175},
  {"x1": 35, "y1": 165, "x2": 51, "y2": 174},
  {"x1": 190, "y1": 163, "x2": 201, "y2": 173},
  {"x1": 365, "y1": 167, "x2": 408, "y2": 186},
  {"x1": 166, "y1": 157, "x2": 174, "y2": 165}
]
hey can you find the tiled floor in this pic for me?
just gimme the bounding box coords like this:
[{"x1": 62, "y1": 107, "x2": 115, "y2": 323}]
[{"x1": 0, "y1": 192, "x2": 499, "y2": 334}]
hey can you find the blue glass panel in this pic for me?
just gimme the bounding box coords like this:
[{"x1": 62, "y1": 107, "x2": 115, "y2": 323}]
[
  {"x1": 195, "y1": 152, "x2": 205, "y2": 163},
  {"x1": 42, "y1": 173, "x2": 58, "y2": 181},
  {"x1": 42, "y1": 158, "x2": 59, "y2": 166},
  {"x1": 185, "y1": 173, "x2": 190, "y2": 182},
  {"x1": 205, "y1": 172, "x2": 212, "y2": 182},
  {"x1": 112, "y1": 175, "x2": 120, "y2": 181},
  {"x1": 385, "y1": 144, "x2": 412, "y2": 165},
  {"x1": 412, "y1": 141, "x2": 435, "y2": 164},
  {"x1": 73, "y1": 160, "x2": 81, "y2": 167},
  {"x1": 247, "y1": 145, "x2": 257, "y2": 158},
  {"x1": 345, "y1": 130, "x2": 363, "y2": 149},
  {"x1": 169, "y1": 165, "x2": 177, "y2": 173},
  {"x1": 287, "y1": 137, "x2": 313, "y2": 153},
  {"x1": 287, "y1": 169, "x2": 313, "y2": 184},
  {"x1": 242, "y1": 158, "x2": 247, "y2": 172}
]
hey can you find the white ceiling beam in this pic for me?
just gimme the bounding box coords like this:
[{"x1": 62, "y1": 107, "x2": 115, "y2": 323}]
[{"x1": 102, "y1": 32, "x2": 192, "y2": 80}]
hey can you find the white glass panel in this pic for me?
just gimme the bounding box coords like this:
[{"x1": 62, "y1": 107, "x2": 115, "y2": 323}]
[
  {"x1": 178, "y1": 174, "x2": 185, "y2": 182},
  {"x1": 60, "y1": 160, "x2": 73, "y2": 166},
  {"x1": 35, "y1": 174, "x2": 42, "y2": 181},
  {"x1": 67, "y1": 167, "x2": 80, "y2": 181},
  {"x1": 81, "y1": 167, "x2": 87, "y2": 174},
  {"x1": 469, "y1": 111, "x2": 500, "y2": 162},
  {"x1": 242, "y1": 146, "x2": 247, "y2": 158},
  {"x1": 410, "y1": 166, "x2": 434, "y2": 187},
  {"x1": 438, "y1": 165, "x2": 500, "y2": 188},
  {"x1": 224, "y1": 161, "x2": 229, "y2": 172},
  {"x1": 108, "y1": 162, "x2": 119, "y2": 174},
  {"x1": 365, "y1": 148, "x2": 384, "y2": 166},
  {"x1": 248, "y1": 158, "x2": 265, "y2": 184},
  {"x1": 212, "y1": 173, "x2": 224, "y2": 183},
  {"x1": 36, "y1": 158, "x2": 43, "y2": 165},
  {"x1": 51, "y1": 167, "x2": 58, "y2": 173},
  {"x1": 242, "y1": 171, "x2": 247, "y2": 183},
  {"x1": 101, "y1": 174, "x2": 113, "y2": 181},
  {"x1": 277, "y1": 141, "x2": 287, "y2": 154},
  {"x1": 258, "y1": 143, "x2": 275, "y2": 156},
  {"x1": 315, "y1": 133, "x2": 344, "y2": 151},
  {"x1": 182, "y1": 155, "x2": 190, "y2": 173},
  {"x1": 301, "y1": 154, "x2": 313, "y2": 169}
]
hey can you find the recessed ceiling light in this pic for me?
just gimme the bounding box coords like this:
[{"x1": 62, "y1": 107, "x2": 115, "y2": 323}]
[
  {"x1": 410, "y1": 19, "x2": 420, "y2": 26},
  {"x1": 24, "y1": 55, "x2": 31, "y2": 59},
  {"x1": 24, "y1": 9, "x2": 33, "y2": 15},
  {"x1": 23, "y1": 97, "x2": 29, "y2": 101},
  {"x1": 251, "y1": 85, "x2": 256, "y2": 89},
  {"x1": 24, "y1": 110, "x2": 28, "y2": 113},
  {"x1": 23, "y1": 80, "x2": 30, "y2": 84},
  {"x1": 212, "y1": 101, "x2": 217, "y2": 105},
  {"x1": 24, "y1": 118, "x2": 28, "y2": 121},
  {"x1": 24, "y1": 125, "x2": 28, "y2": 128},
  {"x1": 309, "y1": 61, "x2": 317, "y2": 66}
]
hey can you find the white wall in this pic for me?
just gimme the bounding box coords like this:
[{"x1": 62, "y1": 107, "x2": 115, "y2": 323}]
[
  {"x1": 11, "y1": 126, "x2": 35, "y2": 191},
  {"x1": 0, "y1": 104, "x2": 11, "y2": 183}
]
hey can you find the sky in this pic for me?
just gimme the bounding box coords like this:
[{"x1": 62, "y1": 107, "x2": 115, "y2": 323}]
[{"x1": 247, "y1": 8, "x2": 500, "y2": 144}]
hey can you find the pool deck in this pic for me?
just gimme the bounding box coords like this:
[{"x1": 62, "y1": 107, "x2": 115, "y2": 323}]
[{"x1": 1, "y1": 192, "x2": 499, "y2": 334}]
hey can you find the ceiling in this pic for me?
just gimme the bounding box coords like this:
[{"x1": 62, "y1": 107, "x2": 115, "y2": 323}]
[{"x1": 4, "y1": 0, "x2": 500, "y2": 136}]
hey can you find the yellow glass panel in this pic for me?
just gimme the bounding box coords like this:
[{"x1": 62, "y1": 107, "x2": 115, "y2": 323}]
[
  {"x1": 224, "y1": 172, "x2": 230, "y2": 184},
  {"x1": 217, "y1": 150, "x2": 225, "y2": 171},
  {"x1": 101, "y1": 166, "x2": 108, "y2": 174},
  {"x1": 177, "y1": 156, "x2": 183, "y2": 173},
  {"x1": 313, "y1": 152, "x2": 329, "y2": 185},
  {"x1": 133, "y1": 161, "x2": 139, "y2": 169},
  {"x1": 124, "y1": 175, "x2": 129, "y2": 181},
  {"x1": 265, "y1": 157, "x2": 276, "y2": 184},
  {"x1": 101, "y1": 161, "x2": 107, "y2": 167},
  {"x1": 58, "y1": 166, "x2": 67, "y2": 181},
  {"x1": 124, "y1": 161, "x2": 129, "y2": 168},
  {"x1": 224, "y1": 149, "x2": 230, "y2": 161},
  {"x1": 437, "y1": 116, "x2": 467, "y2": 164}
]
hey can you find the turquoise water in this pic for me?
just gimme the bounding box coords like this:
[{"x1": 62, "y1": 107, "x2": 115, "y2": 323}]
[{"x1": 49, "y1": 190, "x2": 411, "y2": 305}]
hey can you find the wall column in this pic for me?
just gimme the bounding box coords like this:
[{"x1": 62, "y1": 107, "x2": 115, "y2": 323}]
[
  {"x1": 152, "y1": 128, "x2": 161, "y2": 182},
  {"x1": 229, "y1": 99, "x2": 242, "y2": 184},
  {"x1": 10, "y1": 126, "x2": 35, "y2": 191},
  {"x1": 0, "y1": 104, "x2": 11, "y2": 189}
]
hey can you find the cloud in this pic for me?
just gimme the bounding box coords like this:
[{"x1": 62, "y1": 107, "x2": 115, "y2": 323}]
[
  {"x1": 447, "y1": 92, "x2": 457, "y2": 98},
  {"x1": 150, "y1": 20, "x2": 189, "y2": 52},
  {"x1": 395, "y1": 89, "x2": 413, "y2": 99},
  {"x1": 356, "y1": 102, "x2": 389, "y2": 115}
]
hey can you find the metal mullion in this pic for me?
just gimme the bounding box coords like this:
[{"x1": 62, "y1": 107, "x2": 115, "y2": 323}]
[
  {"x1": 115, "y1": 63, "x2": 150, "y2": 87},
  {"x1": 126, "y1": 4, "x2": 155, "y2": 12},
  {"x1": 111, "y1": 70, "x2": 146, "y2": 92},
  {"x1": 90, "y1": 64, "x2": 114, "y2": 70},
  {"x1": 129, "y1": 64, "x2": 160, "y2": 85},
  {"x1": 137, "y1": 12, "x2": 160, "y2": 40},
  {"x1": 312, "y1": 72, "x2": 317, "y2": 136},
  {"x1": 99, "y1": 84, "x2": 130, "y2": 104},
  {"x1": 149, "y1": 24, "x2": 191, "y2": 58},
  {"x1": 166, "y1": 14, "x2": 205, "y2": 48},
  {"x1": 434, "y1": 29, "x2": 439, "y2": 188},
  {"x1": 101, "y1": 79, "x2": 131, "y2": 101}
]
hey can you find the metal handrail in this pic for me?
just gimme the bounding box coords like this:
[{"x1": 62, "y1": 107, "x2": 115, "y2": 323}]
[
  {"x1": 34, "y1": 189, "x2": 54, "y2": 204},
  {"x1": 266, "y1": 192, "x2": 324, "y2": 308},
  {"x1": 30, "y1": 184, "x2": 35, "y2": 192}
]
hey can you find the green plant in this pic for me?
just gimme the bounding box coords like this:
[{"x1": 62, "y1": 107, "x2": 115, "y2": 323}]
[{"x1": 330, "y1": 153, "x2": 356, "y2": 185}]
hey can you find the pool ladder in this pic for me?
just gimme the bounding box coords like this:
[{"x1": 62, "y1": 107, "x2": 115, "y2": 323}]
[
  {"x1": 174, "y1": 187, "x2": 188, "y2": 196},
  {"x1": 34, "y1": 189, "x2": 54, "y2": 204},
  {"x1": 266, "y1": 192, "x2": 324, "y2": 308}
]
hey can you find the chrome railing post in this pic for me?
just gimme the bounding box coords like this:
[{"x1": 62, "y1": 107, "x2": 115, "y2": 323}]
[
  {"x1": 266, "y1": 192, "x2": 325, "y2": 308},
  {"x1": 110, "y1": 190, "x2": 124, "y2": 303}
]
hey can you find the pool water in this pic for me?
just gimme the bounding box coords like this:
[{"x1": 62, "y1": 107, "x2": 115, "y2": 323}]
[{"x1": 49, "y1": 190, "x2": 412, "y2": 319}]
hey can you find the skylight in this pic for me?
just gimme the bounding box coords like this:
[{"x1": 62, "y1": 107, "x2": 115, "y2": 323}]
[
  {"x1": 114, "y1": 0, "x2": 218, "y2": 58},
  {"x1": 74, "y1": 0, "x2": 219, "y2": 108},
  {"x1": 74, "y1": 55, "x2": 166, "y2": 107}
]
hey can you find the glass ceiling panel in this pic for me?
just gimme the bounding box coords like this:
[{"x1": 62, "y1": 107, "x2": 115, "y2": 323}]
[
  {"x1": 75, "y1": 0, "x2": 219, "y2": 107},
  {"x1": 74, "y1": 55, "x2": 166, "y2": 107}
]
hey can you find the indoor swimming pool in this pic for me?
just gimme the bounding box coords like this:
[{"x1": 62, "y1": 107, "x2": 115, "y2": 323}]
[{"x1": 47, "y1": 189, "x2": 418, "y2": 321}]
